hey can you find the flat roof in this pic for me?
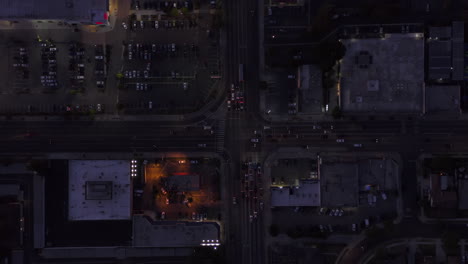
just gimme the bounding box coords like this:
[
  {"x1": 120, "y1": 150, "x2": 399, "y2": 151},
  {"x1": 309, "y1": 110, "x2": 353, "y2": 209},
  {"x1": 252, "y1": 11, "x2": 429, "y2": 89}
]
[
  {"x1": 132, "y1": 216, "x2": 219, "y2": 247},
  {"x1": 425, "y1": 85, "x2": 460, "y2": 113},
  {"x1": 0, "y1": 203, "x2": 21, "y2": 248},
  {"x1": 428, "y1": 27, "x2": 451, "y2": 38},
  {"x1": 298, "y1": 64, "x2": 322, "y2": 113},
  {"x1": 340, "y1": 33, "x2": 424, "y2": 112},
  {"x1": 427, "y1": 22, "x2": 465, "y2": 81},
  {"x1": 0, "y1": 0, "x2": 108, "y2": 23},
  {"x1": 451, "y1": 22, "x2": 464, "y2": 81},
  {"x1": 459, "y1": 180, "x2": 468, "y2": 209},
  {"x1": 271, "y1": 179, "x2": 321, "y2": 207},
  {"x1": 0, "y1": 184, "x2": 20, "y2": 197},
  {"x1": 320, "y1": 162, "x2": 358, "y2": 206},
  {"x1": 68, "y1": 160, "x2": 131, "y2": 221}
]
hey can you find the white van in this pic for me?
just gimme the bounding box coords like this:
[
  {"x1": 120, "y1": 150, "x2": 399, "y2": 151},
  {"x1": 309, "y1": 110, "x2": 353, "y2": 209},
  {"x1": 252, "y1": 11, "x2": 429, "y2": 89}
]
[{"x1": 148, "y1": 101, "x2": 153, "y2": 109}]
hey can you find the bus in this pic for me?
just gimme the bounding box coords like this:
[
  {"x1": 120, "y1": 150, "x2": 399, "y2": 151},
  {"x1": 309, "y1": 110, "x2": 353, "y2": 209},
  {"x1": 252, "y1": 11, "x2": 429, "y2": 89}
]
[{"x1": 239, "y1": 64, "x2": 244, "y2": 82}]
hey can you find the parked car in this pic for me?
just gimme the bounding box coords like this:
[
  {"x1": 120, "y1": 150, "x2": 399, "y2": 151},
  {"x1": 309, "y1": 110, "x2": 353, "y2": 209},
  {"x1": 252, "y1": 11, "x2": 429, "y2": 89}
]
[{"x1": 381, "y1": 192, "x2": 387, "y2": 200}]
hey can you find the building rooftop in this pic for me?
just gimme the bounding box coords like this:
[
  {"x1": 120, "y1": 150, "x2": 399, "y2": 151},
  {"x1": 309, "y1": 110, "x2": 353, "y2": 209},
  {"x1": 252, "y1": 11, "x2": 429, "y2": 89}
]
[
  {"x1": 0, "y1": 184, "x2": 20, "y2": 197},
  {"x1": 425, "y1": 85, "x2": 460, "y2": 113},
  {"x1": 132, "y1": 215, "x2": 219, "y2": 247},
  {"x1": 270, "y1": 179, "x2": 321, "y2": 207},
  {"x1": 298, "y1": 64, "x2": 323, "y2": 113},
  {"x1": 0, "y1": 0, "x2": 108, "y2": 24},
  {"x1": 0, "y1": 203, "x2": 21, "y2": 248},
  {"x1": 68, "y1": 160, "x2": 131, "y2": 221},
  {"x1": 427, "y1": 22, "x2": 464, "y2": 81},
  {"x1": 458, "y1": 179, "x2": 468, "y2": 209},
  {"x1": 340, "y1": 33, "x2": 424, "y2": 112},
  {"x1": 429, "y1": 174, "x2": 457, "y2": 209},
  {"x1": 321, "y1": 162, "x2": 358, "y2": 206}
]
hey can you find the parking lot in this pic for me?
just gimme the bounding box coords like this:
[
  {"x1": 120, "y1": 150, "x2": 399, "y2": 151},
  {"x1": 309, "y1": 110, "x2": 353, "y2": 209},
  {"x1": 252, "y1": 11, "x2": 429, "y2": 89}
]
[
  {"x1": 0, "y1": 0, "x2": 220, "y2": 116},
  {"x1": 0, "y1": 29, "x2": 111, "y2": 115},
  {"x1": 118, "y1": 1, "x2": 220, "y2": 114}
]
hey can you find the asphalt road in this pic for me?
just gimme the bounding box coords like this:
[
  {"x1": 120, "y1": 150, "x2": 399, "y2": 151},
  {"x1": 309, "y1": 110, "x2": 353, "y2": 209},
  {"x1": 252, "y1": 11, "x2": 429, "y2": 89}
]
[
  {"x1": 5, "y1": 0, "x2": 468, "y2": 263},
  {"x1": 0, "y1": 121, "x2": 216, "y2": 153}
]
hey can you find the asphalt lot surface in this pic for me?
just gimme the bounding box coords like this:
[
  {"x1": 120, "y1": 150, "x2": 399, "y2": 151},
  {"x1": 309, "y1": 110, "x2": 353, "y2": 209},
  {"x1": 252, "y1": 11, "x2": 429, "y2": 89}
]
[
  {"x1": 4, "y1": 0, "x2": 468, "y2": 264},
  {"x1": 0, "y1": 0, "x2": 218, "y2": 116}
]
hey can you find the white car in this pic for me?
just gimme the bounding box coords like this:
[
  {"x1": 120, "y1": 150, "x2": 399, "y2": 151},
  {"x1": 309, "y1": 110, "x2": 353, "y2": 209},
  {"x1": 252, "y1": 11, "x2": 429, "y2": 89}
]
[
  {"x1": 122, "y1": 22, "x2": 128, "y2": 29},
  {"x1": 197, "y1": 143, "x2": 206, "y2": 148},
  {"x1": 232, "y1": 197, "x2": 237, "y2": 205},
  {"x1": 352, "y1": 224, "x2": 357, "y2": 232},
  {"x1": 97, "y1": 104, "x2": 102, "y2": 112},
  {"x1": 154, "y1": 21, "x2": 159, "y2": 29},
  {"x1": 364, "y1": 218, "x2": 370, "y2": 227},
  {"x1": 333, "y1": 209, "x2": 340, "y2": 217},
  {"x1": 140, "y1": 21, "x2": 144, "y2": 29},
  {"x1": 148, "y1": 101, "x2": 153, "y2": 109},
  {"x1": 251, "y1": 138, "x2": 259, "y2": 143},
  {"x1": 354, "y1": 143, "x2": 362, "y2": 147},
  {"x1": 183, "y1": 82, "x2": 188, "y2": 90},
  {"x1": 336, "y1": 138, "x2": 345, "y2": 143},
  {"x1": 381, "y1": 192, "x2": 387, "y2": 200}
]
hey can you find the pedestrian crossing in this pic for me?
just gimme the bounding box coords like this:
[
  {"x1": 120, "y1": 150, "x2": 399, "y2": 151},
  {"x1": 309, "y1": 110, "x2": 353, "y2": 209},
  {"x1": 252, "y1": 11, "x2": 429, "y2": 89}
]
[{"x1": 216, "y1": 118, "x2": 226, "y2": 153}]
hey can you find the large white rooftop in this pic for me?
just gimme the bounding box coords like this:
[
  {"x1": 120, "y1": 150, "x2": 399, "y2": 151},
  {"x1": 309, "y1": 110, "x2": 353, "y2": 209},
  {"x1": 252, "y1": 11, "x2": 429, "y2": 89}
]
[
  {"x1": 271, "y1": 179, "x2": 321, "y2": 207},
  {"x1": 68, "y1": 160, "x2": 131, "y2": 221},
  {"x1": 340, "y1": 33, "x2": 424, "y2": 112},
  {"x1": 0, "y1": 0, "x2": 108, "y2": 24}
]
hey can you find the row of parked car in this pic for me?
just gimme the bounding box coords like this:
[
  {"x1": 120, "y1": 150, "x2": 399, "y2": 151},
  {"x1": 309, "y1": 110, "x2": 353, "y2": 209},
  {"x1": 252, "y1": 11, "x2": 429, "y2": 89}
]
[
  {"x1": 132, "y1": 0, "x2": 193, "y2": 11},
  {"x1": 13, "y1": 48, "x2": 29, "y2": 85},
  {"x1": 94, "y1": 44, "x2": 106, "y2": 90},
  {"x1": 40, "y1": 42, "x2": 59, "y2": 88},
  {"x1": 68, "y1": 42, "x2": 86, "y2": 90},
  {"x1": 124, "y1": 19, "x2": 198, "y2": 30}
]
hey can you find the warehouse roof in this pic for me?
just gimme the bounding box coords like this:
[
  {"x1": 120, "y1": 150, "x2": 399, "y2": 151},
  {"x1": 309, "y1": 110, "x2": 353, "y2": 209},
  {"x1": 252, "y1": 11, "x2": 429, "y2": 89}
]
[{"x1": 0, "y1": 0, "x2": 108, "y2": 24}]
